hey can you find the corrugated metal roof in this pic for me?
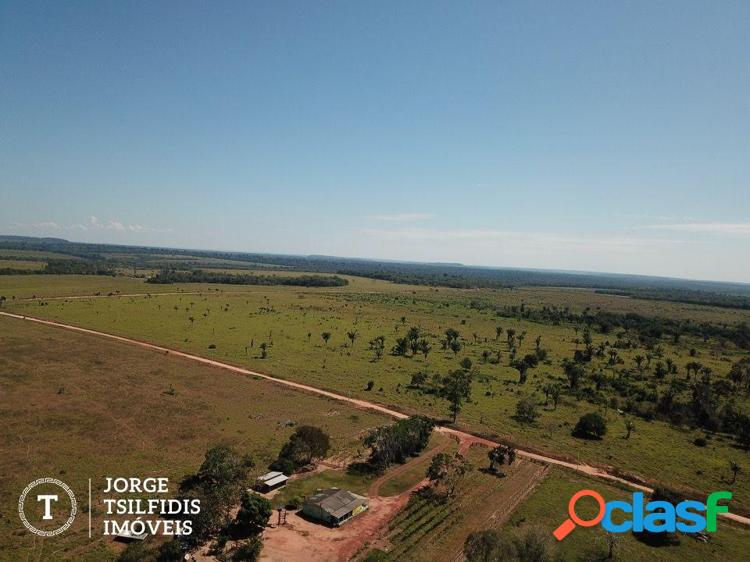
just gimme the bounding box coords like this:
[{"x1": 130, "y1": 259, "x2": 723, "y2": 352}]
[
  {"x1": 263, "y1": 474, "x2": 288, "y2": 487},
  {"x1": 306, "y1": 488, "x2": 367, "y2": 519},
  {"x1": 258, "y1": 471, "x2": 284, "y2": 482}
]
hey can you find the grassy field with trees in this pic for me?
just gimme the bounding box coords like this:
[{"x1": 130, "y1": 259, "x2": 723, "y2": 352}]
[
  {"x1": 3, "y1": 272, "x2": 748, "y2": 517},
  {"x1": 494, "y1": 467, "x2": 750, "y2": 561}
]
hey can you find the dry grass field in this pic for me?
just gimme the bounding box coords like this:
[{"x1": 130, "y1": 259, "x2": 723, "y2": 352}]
[{"x1": 0, "y1": 315, "x2": 391, "y2": 561}]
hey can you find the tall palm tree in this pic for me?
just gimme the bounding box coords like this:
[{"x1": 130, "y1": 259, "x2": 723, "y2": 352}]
[{"x1": 346, "y1": 330, "x2": 358, "y2": 347}]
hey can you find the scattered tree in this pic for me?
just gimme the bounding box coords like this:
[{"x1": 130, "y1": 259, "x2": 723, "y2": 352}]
[
  {"x1": 438, "y1": 369, "x2": 473, "y2": 423},
  {"x1": 369, "y1": 336, "x2": 386, "y2": 361},
  {"x1": 346, "y1": 329, "x2": 358, "y2": 347},
  {"x1": 418, "y1": 338, "x2": 432, "y2": 361},
  {"x1": 573, "y1": 412, "x2": 607, "y2": 440},
  {"x1": 427, "y1": 452, "x2": 470, "y2": 498},
  {"x1": 236, "y1": 491, "x2": 272, "y2": 532},
  {"x1": 487, "y1": 444, "x2": 516, "y2": 474},
  {"x1": 449, "y1": 339, "x2": 463, "y2": 356},
  {"x1": 515, "y1": 396, "x2": 540, "y2": 424},
  {"x1": 624, "y1": 419, "x2": 635, "y2": 440},
  {"x1": 729, "y1": 460, "x2": 742, "y2": 485},
  {"x1": 271, "y1": 426, "x2": 331, "y2": 472}
]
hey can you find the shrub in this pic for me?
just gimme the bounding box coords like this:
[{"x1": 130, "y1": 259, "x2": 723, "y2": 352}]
[
  {"x1": 285, "y1": 496, "x2": 303, "y2": 510},
  {"x1": 409, "y1": 371, "x2": 428, "y2": 388},
  {"x1": 156, "y1": 540, "x2": 184, "y2": 562},
  {"x1": 464, "y1": 529, "x2": 512, "y2": 561},
  {"x1": 515, "y1": 396, "x2": 540, "y2": 424},
  {"x1": 572, "y1": 412, "x2": 607, "y2": 439},
  {"x1": 232, "y1": 536, "x2": 263, "y2": 561},
  {"x1": 117, "y1": 542, "x2": 149, "y2": 562}
]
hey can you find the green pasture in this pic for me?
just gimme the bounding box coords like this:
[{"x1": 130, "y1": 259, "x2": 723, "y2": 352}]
[
  {"x1": 0, "y1": 259, "x2": 45, "y2": 270},
  {"x1": 503, "y1": 466, "x2": 750, "y2": 561},
  {"x1": 2, "y1": 274, "x2": 749, "y2": 513}
]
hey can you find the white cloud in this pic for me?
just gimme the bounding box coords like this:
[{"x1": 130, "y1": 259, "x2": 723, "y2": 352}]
[
  {"x1": 35, "y1": 221, "x2": 63, "y2": 230},
  {"x1": 645, "y1": 222, "x2": 750, "y2": 236},
  {"x1": 12, "y1": 216, "x2": 172, "y2": 234},
  {"x1": 368, "y1": 213, "x2": 435, "y2": 222}
]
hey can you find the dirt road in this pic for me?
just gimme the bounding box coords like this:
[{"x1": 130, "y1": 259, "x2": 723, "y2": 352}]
[{"x1": 2, "y1": 310, "x2": 749, "y2": 527}]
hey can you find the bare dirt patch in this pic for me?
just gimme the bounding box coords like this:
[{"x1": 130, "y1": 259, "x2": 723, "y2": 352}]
[{"x1": 261, "y1": 495, "x2": 407, "y2": 562}]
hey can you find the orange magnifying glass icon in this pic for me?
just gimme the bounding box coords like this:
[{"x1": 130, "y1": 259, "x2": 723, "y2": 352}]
[{"x1": 553, "y1": 489, "x2": 606, "y2": 541}]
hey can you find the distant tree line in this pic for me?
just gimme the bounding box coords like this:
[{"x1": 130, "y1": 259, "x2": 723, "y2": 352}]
[
  {"x1": 146, "y1": 269, "x2": 348, "y2": 287},
  {"x1": 595, "y1": 288, "x2": 750, "y2": 311},
  {"x1": 43, "y1": 259, "x2": 117, "y2": 275},
  {"x1": 0, "y1": 259, "x2": 116, "y2": 276},
  {"x1": 478, "y1": 301, "x2": 750, "y2": 350},
  {"x1": 3, "y1": 236, "x2": 749, "y2": 307}
]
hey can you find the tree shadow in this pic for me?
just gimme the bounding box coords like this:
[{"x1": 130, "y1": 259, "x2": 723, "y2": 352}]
[
  {"x1": 510, "y1": 415, "x2": 538, "y2": 427},
  {"x1": 178, "y1": 473, "x2": 200, "y2": 493},
  {"x1": 632, "y1": 530, "x2": 681, "y2": 548},
  {"x1": 346, "y1": 461, "x2": 379, "y2": 477},
  {"x1": 478, "y1": 467, "x2": 507, "y2": 478},
  {"x1": 294, "y1": 509, "x2": 338, "y2": 527},
  {"x1": 225, "y1": 520, "x2": 263, "y2": 541}
]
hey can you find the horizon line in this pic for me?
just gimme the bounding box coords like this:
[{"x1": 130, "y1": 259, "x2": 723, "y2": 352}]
[{"x1": 2, "y1": 233, "x2": 748, "y2": 288}]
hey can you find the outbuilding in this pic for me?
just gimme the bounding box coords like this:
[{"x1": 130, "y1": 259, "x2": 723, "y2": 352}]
[
  {"x1": 255, "y1": 471, "x2": 289, "y2": 493},
  {"x1": 302, "y1": 488, "x2": 368, "y2": 526}
]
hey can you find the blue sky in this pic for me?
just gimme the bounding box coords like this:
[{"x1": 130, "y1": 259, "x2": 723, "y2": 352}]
[{"x1": 1, "y1": 1, "x2": 748, "y2": 282}]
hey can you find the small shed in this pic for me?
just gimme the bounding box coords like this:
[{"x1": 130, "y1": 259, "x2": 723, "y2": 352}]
[
  {"x1": 256, "y1": 471, "x2": 289, "y2": 493},
  {"x1": 302, "y1": 488, "x2": 368, "y2": 526}
]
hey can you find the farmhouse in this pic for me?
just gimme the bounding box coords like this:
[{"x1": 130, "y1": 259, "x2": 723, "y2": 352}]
[
  {"x1": 302, "y1": 488, "x2": 368, "y2": 526},
  {"x1": 255, "y1": 471, "x2": 289, "y2": 493}
]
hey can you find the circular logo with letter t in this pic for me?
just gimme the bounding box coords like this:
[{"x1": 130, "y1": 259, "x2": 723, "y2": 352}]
[{"x1": 18, "y1": 478, "x2": 77, "y2": 536}]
